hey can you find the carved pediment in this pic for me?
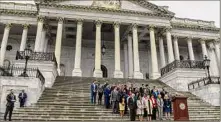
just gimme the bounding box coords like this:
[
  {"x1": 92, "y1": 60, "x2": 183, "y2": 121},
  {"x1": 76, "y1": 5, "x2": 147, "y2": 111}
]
[{"x1": 45, "y1": 0, "x2": 174, "y2": 16}]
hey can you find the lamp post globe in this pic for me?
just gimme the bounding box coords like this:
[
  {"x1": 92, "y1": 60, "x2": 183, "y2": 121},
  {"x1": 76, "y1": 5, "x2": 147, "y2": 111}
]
[{"x1": 101, "y1": 44, "x2": 106, "y2": 55}]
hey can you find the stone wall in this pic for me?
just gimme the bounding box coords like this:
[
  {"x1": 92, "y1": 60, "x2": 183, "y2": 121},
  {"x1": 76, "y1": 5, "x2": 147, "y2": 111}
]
[
  {"x1": 189, "y1": 84, "x2": 220, "y2": 106},
  {"x1": 160, "y1": 68, "x2": 207, "y2": 91},
  {"x1": 0, "y1": 77, "x2": 44, "y2": 113}
]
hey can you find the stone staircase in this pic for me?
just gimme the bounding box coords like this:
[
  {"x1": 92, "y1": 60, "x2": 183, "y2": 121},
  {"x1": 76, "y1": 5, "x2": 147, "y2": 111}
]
[{"x1": 9, "y1": 77, "x2": 220, "y2": 121}]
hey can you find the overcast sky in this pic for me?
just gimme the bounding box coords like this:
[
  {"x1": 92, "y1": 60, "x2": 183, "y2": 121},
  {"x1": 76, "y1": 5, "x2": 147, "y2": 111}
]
[
  {"x1": 150, "y1": 1, "x2": 220, "y2": 27},
  {"x1": 1, "y1": 0, "x2": 220, "y2": 27}
]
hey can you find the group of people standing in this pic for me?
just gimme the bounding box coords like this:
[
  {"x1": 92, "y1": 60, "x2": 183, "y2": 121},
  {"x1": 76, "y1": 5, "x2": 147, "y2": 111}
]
[{"x1": 90, "y1": 80, "x2": 172, "y2": 121}]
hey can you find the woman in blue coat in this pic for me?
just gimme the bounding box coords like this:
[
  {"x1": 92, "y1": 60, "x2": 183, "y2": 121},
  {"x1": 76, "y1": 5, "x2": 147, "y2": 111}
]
[{"x1": 163, "y1": 95, "x2": 172, "y2": 120}]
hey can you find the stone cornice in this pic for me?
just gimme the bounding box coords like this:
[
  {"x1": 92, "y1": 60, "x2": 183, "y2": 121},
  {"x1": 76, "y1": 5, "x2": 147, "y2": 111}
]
[
  {"x1": 0, "y1": 9, "x2": 37, "y2": 17},
  {"x1": 171, "y1": 23, "x2": 220, "y2": 32},
  {"x1": 38, "y1": 3, "x2": 173, "y2": 19}
]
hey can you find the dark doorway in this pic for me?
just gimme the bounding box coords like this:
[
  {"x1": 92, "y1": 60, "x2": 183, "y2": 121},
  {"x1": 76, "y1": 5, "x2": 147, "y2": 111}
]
[{"x1": 101, "y1": 65, "x2": 108, "y2": 78}]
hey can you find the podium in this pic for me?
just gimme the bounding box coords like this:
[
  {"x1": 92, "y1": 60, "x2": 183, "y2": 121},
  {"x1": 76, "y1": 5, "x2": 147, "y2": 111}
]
[{"x1": 172, "y1": 96, "x2": 189, "y2": 121}]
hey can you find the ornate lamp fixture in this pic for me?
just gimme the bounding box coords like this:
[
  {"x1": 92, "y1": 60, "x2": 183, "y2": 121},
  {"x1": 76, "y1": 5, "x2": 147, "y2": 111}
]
[
  {"x1": 203, "y1": 55, "x2": 211, "y2": 83},
  {"x1": 20, "y1": 44, "x2": 32, "y2": 77}
]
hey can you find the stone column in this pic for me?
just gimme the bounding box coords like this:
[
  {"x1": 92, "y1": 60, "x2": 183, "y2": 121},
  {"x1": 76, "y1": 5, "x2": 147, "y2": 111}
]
[
  {"x1": 93, "y1": 20, "x2": 103, "y2": 78},
  {"x1": 127, "y1": 34, "x2": 134, "y2": 78},
  {"x1": 208, "y1": 42, "x2": 219, "y2": 75},
  {"x1": 173, "y1": 36, "x2": 180, "y2": 61},
  {"x1": 214, "y1": 39, "x2": 220, "y2": 64},
  {"x1": 55, "y1": 17, "x2": 64, "y2": 75},
  {"x1": 187, "y1": 37, "x2": 195, "y2": 60},
  {"x1": 113, "y1": 22, "x2": 123, "y2": 78},
  {"x1": 199, "y1": 39, "x2": 208, "y2": 58},
  {"x1": 132, "y1": 24, "x2": 143, "y2": 79},
  {"x1": 43, "y1": 37, "x2": 49, "y2": 52},
  {"x1": 124, "y1": 41, "x2": 129, "y2": 78},
  {"x1": 34, "y1": 16, "x2": 44, "y2": 52},
  {"x1": 0, "y1": 23, "x2": 11, "y2": 66},
  {"x1": 165, "y1": 27, "x2": 175, "y2": 63},
  {"x1": 39, "y1": 27, "x2": 46, "y2": 52},
  {"x1": 72, "y1": 19, "x2": 83, "y2": 77},
  {"x1": 19, "y1": 24, "x2": 29, "y2": 51},
  {"x1": 149, "y1": 26, "x2": 160, "y2": 79},
  {"x1": 159, "y1": 36, "x2": 166, "y2": 68}
]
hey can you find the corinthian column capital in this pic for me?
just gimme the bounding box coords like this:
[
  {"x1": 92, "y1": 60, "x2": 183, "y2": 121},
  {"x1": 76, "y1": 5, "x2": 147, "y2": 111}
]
[
  {"x1": 149, "y1": 25, "x2": 155, "y2": 31},
  {"x1": 37, "y1": 16, "x2": 45, "y2": 22},
  {"x1": 5, "y1": 23, "x2": 12, "y2": 29},
  {"x1": 57, "y1": 17, "x2": 64, "y2": 24},
  {"x1": 113, "y1": 21, "x2": 120, "y2": 28},
  {"x1": 132, "y1": 23, "x2": 138, "y2": 29},
  {"x1": 164, "y1": 26, "x2": 172, "y2": 32},
  {"x1": 22, "y1": 24, "x2": 30, "y2": 29},
  {"x1": 95, "y1": 20, "x2": 102, "y2": 27},
  {"x1": 76, "y1": 18, "x2": 84, "y2": 25}
]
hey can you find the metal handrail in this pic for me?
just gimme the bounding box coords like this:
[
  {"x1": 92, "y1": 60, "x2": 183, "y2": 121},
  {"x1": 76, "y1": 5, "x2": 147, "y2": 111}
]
[
  {"x1": 0, "y1": 65, "x2": 45, "y2": 86},
  {"x1": 188, "y1": 77, "x2": 220, "y2": 90},
  {"x1": 161, "y1": 60, "x2": 205, "y2": 76}
]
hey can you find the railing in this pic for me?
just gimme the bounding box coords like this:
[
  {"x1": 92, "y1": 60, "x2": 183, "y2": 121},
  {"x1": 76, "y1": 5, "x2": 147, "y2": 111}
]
[
  {"x1": 0, "y1": 65, "x2": 45, "y2": 85},
  {"x1": 16, "y1": 51, "x2": 56, "y2": 61},
  {"x1": 161, "y1": 60, "x2": 204, "y2": 76},
  {"x1": 188, "y1": 77, "x2": 220, "y2": 90}
]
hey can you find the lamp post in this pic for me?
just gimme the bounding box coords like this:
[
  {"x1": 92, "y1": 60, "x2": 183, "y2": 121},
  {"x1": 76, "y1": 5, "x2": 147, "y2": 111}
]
[
  {"x1": 20, "y1": 45, "x2": 32, "y2": 77},
  {"x1": 203, "y1": 55, "x2": 211, "y2": 83}
]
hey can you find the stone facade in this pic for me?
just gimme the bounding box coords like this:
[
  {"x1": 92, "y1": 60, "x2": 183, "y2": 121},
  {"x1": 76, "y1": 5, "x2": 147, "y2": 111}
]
[{"x1": 0, "y1": 0, "x2": 220, "y2": 104}]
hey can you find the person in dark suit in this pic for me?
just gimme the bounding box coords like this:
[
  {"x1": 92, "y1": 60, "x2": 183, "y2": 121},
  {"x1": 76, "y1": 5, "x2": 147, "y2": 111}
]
[
  {"x1": 90, "y1": 80, "x2": 97, "y2": 104},
  {"x1": 128, "y1": 93, "x2": 136, "y2": 121},
  {"x1": 104, "y1": 85, "x2": 111, "y2": 109},
  {"x1": 18, "y1": 90, "x2": 27, "y2": 107},
  {"x1": 4, "y1": 89, "x2": 16, "y2": 121},
  {"x1": 111, "y1": 87, "x2": 119, "y2": 113}
]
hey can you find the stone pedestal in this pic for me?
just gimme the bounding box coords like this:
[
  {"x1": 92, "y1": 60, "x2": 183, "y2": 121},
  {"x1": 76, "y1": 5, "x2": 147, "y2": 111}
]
[
  {"x1": 72, "y1": 68, "x2": 82, "y2": 77},
  {"x1": 114, "y1": 70, "x2": 124, "y2": 78},
  {"x1": 93, "y1": 70, "x2": 103, "y2": 78},
  {"x1": 133, "y1": 71, "x2": 143, "y2": 79}
]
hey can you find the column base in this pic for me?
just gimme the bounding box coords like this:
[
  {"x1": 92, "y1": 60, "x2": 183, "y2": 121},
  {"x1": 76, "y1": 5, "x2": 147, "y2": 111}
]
[
  {"x1": 93, "y1": 69, "x2": 103, "y2": 78},
  {"x1": 72, "y1": 68, "x2": 82, "y2": 77},
  {"x1": 113, "y1": 70, "x2": 124, "y2": 78},
  {"x1": 150, "y1": 72, "x2": 161, "y2": 79},
  {"x1": 133, "y1": 71, "x2": 143, "y2": 79},
  {"x1": 57, "y1": 68, "x2": 61, "y2": 76}
]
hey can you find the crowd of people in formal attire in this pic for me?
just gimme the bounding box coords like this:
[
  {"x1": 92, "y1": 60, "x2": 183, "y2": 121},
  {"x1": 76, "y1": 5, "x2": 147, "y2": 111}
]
[
  {"x1": 4, "y1": 89, "x2": 27, "y2": 121},
  {"x1": 90, "y1": 80, "x2": 172, "y2": 121}
]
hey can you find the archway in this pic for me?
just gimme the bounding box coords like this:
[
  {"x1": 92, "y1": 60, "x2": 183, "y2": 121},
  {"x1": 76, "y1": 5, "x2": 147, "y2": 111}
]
[{"x1": 101, "y1": 65, "x2": 108, "y2": 78}]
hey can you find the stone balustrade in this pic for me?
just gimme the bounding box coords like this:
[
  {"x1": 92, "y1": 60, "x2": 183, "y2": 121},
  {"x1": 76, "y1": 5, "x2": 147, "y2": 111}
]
[
  {"x1": 0, "y1": 2, "x2": 37, "y2": 11},
  {"x1": 171, "y1": 17, "x2": 215, "y2": 27}
]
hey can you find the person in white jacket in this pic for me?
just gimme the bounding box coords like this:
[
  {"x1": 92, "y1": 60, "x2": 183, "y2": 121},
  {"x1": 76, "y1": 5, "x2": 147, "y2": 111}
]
[{"x1": 137, "y1": 95, "x2": 144, "y2": 121}]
